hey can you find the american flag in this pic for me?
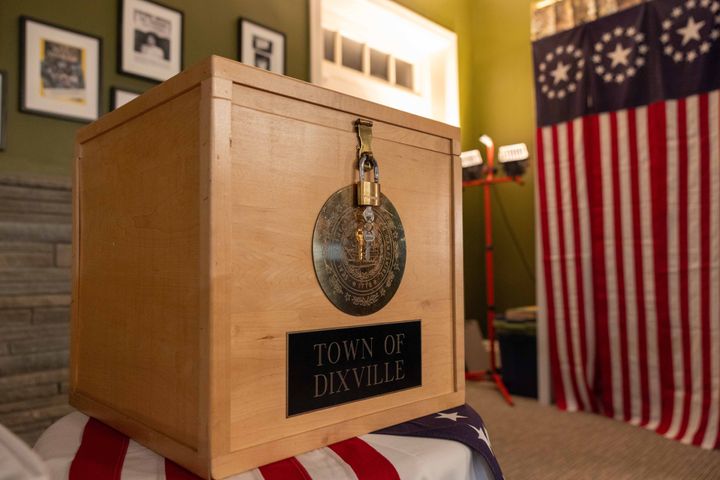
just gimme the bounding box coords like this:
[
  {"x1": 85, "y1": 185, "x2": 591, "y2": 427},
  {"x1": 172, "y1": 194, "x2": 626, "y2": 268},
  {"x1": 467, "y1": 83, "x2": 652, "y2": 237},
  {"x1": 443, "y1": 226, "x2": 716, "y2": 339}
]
[
  {"x1": 534, "y1": 0, "x2": 720, "y2": 447},
  {"x1": 35, "y1": 405, "x2": 503, "y2": 479}
]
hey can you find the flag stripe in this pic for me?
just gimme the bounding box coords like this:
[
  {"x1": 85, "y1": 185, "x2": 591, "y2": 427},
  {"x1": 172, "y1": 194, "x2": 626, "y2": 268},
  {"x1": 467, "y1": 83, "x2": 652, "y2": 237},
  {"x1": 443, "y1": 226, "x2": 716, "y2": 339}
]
[
  {"x1": 708, "y1": 90, "x2": 720, "y2": 449},
  {"x1": 569, "y1": 118, "x2": 598, "y2": 412},
  {"x1": 691, "y1": 93, "x2": 712, "y2": 446},
  {"x1": 552, "y1": 124, "x2": 582, "y2": 410},
  {"x1": 328, "y1": 438, "x2": 400, "y2": 480},
  {"x1": 558, "y1": 121, "x2": 589, "y2": 410},
  {"x1": 627, "y1": 107, "x2": 650, "y2": 426},
  {"x1": 673, "y1": 98, "x2": 693, "y2": 441},
  {"x1": 165, "y1": 460, "x2": 203, "y2": 480},
  {"x1": 69, "y1": 418, "x2": 129, "y2": 480},
  {"x1": 259, "y1": 457, "x2": 313, "y2": 480},
  {"x1": 637, "y1": 105, "x2": 662, "y2": 430},
  {"x1": 584, "y1": 113, "x2": 614, "y2": 417},
  {"x1": 537, "y1": 127, "x2": 567, "y2": 409},
  {"x1": 648, "y1": 100, "x2": 675, "y2": 435}
]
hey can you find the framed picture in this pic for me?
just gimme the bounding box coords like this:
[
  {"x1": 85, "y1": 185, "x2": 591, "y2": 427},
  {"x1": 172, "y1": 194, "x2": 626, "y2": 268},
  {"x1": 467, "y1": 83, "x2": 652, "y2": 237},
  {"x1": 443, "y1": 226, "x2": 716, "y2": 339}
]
[
  {"x1": 238, "y1": 18, "x2": 286, "y2": 75},
  {"x1": 110, "y1": 86, "x2": 142, "y2": 110},
  {"x1": 119, "y1": 0, "x2": 183, "y2": 82},
  {"x1": 19, "y1": 17, "x2": 101, "y2": 122},
  {"x1": 0, "y1": 71, "x2": 6, "y2": 150}
]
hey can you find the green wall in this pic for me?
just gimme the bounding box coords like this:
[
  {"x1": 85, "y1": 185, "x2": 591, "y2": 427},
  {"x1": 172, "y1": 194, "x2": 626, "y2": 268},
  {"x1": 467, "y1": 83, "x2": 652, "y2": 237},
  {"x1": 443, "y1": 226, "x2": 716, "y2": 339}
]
[{"x1": 0, "y1": 0, "x2": 535, "y2": 322}]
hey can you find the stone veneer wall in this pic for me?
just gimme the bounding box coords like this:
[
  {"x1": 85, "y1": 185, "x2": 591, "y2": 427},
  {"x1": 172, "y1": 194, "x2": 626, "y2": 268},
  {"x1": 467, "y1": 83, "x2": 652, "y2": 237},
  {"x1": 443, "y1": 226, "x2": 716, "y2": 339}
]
[{"x1": 0, "y1": 174, "x2": 73, "y2": 445}]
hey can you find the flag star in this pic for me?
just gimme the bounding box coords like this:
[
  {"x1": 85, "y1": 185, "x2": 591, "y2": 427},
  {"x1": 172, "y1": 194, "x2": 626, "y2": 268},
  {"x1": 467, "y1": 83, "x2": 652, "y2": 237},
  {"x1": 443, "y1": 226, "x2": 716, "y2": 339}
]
[
  {"x1": 538, "y1": 74, "x2": 546, "y2": 82},
  {"x1": 603, "y1": 32, "x2": 612, "y2": 42},
  {"x1": 615, "y1": 73, "x2": 625, "y2": 83},
  {"x1": 548, "y1": 90, "x2": 556, "y2": 99},
  {"x1": 596, "y1": 65, "x2": 605, "y2": 74},
  {"x1": 627, "y1": 27, "x2": 637, "y2": 36},
  {"x1": 677, "y1": 16, "x2": 706, "y2": 45},
  {"x1": 539, "y1": 62, "x2": 547, "y2": 72},
  {"x1": 467, "y1": 424, "x2": 491, "y2": 444},
  {"x1": 672, "y1": 7, "x2": 683, "y2": 17},
  {"x1": 595, "y1": 42, "x2": 604, "y2": 51},
  {"x1": 607, "y1": 42, "x2": 633, "y2": 68},
  {"x1": 663, "y1": 19, "x2": 673, "y2": 30},
  {"x1": 558, "y1": 89, "x2": 566, "y2": 99},
  {"x1": 603, "y1": 72, "x2": 613, "y2": 82},
  {"x1": 556, "y1": 45, "x2": 564, "y2": 54},
  {"x1": 568, "y1": 83, "x2": 577, "y2": 92},
  {"x1": 567, "y1": 44, "x2": 575, "y2": 53},
  {"x1": 614, "y1": 26, "x2": 624, "y2": 36},
  {"x1": 574, "y1": 49, "x2": 582, "y2": 58},
  {"x1": 435, "y1": 411, "x2": 468, "y2": 422},
  {"x1": 702, "y1": 0, "x2": 711, "y2": 6},
  {"x1": 627, "y1": 66, "x2": 637, "y2": 76},
  {"x1": 664, "y1": 45, "x2": 675, "y2": 54},
  {"x1": 550, "y1": 61, "x2": 571, "y2": 84},
  {"x1": 673, "y1": 51, "x2": 684, "y2": 62},
  {"x1": 700, "y1": 41, "x2": 711, "y2": 52},
  {"x1": 541, "y1": 85, "x2": 549, "y2": 93},
  {"x1": 593, "y1": 53, "x2": 602, "y2": 63},
  {"x1": 661, "y1": 32, "x2": 670, "y2": 43},
  {"x1": 716, "y1": 14, "x2": 720, "y2": 22},
  {"x1": 578, "y1": 58, "x2": 585, "y2": 67},
  {"x1": 636, "y1": 57, "x2": 646, "y2": 66},
  {"x1": 713, "y1": 1, "x2": 720, "y2": 12},
  {"x1": 639, "y1": 44, "x2": 649, "y2": 54},
  {"x1": 635, "y1": 33, "x2": 645, "y2": 42},
  {"x1": 546, "y1": 52, "x2": 554, "y2": 61},
  {"x1": 713, "y1": 29, "x2": 720, "y2": 39},
  {"x1": 575, "y1": 71, "x2": 583, "y2": 80},
  {"x1": 687, "y1": 0, "x2": 697, "y2": 7},
  {"x1": 687, "y1": 50, "x2": 698, "y2": 61}
]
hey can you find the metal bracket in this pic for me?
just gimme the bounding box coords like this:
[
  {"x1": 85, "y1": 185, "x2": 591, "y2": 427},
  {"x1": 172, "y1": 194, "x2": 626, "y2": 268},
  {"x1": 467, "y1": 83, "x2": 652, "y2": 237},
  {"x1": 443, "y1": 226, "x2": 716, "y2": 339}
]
[{"x1": 355, "y1": 119, "x2": 374, "y2": 160}]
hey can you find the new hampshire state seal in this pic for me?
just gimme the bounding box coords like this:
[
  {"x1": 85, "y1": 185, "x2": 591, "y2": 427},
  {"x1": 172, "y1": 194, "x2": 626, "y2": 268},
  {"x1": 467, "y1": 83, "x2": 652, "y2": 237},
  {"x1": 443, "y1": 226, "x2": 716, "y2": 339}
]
[{"x1": 312, "y1": 186, "x2": 406, "y2": 316}]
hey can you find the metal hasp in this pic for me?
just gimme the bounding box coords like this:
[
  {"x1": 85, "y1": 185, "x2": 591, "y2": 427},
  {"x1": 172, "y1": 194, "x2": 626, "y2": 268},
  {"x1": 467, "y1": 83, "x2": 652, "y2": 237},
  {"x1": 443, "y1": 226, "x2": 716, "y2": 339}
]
[{"x1": 355, "y1": 119, "x2": 381, "y2": 207}]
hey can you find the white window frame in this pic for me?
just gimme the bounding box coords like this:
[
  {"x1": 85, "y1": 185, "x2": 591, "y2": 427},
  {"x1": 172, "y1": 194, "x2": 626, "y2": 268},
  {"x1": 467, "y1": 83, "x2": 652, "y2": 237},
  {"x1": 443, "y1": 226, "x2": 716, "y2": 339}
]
[{"x1": 309, "y1": 0, "x2": 460, "y2": 126}]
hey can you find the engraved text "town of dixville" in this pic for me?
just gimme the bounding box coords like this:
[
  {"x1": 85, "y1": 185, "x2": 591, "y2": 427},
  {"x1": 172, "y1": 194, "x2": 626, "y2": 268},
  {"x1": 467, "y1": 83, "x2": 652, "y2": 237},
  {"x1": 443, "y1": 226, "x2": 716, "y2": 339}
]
[{"x1": 312, "y1": 334, "x2": 406, "y2": 398}]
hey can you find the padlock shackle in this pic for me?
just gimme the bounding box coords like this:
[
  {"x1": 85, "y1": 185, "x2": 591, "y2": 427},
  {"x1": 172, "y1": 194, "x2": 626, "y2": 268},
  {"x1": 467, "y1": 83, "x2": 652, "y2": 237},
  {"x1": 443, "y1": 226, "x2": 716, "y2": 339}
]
[{"x1": 358, "y1": 154, "x2": 379, "y2": 183}]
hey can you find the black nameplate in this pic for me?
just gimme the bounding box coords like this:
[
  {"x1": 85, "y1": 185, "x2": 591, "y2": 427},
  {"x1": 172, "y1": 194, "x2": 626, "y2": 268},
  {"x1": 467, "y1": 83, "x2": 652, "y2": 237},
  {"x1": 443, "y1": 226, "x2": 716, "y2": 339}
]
[{"x1": 287, "y1": 320, "x2": 421, "y2": 416}]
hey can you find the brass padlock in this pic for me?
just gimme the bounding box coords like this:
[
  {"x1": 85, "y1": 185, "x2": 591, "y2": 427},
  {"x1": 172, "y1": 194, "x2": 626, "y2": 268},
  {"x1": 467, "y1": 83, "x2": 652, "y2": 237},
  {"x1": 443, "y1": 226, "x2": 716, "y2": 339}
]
[{"x1": 357, "y1": 155, "x2": 380, "y2": 206}]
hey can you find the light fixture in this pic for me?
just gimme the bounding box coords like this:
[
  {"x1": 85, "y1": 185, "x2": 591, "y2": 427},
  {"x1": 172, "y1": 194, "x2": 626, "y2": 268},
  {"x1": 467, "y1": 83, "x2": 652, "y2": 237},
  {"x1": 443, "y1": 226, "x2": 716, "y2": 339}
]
[
  {"x1": 497, "y1": 143, "x2": 529, "y2": 177},
  {"x1": 460, "y1": 149, "x2": 483, "y2": 181}
]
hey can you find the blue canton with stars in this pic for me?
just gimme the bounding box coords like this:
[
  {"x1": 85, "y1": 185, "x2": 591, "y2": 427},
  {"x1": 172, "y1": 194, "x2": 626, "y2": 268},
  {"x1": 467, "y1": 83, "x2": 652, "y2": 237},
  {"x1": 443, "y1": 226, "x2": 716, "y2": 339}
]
[
  {"x1": 374, "y1": 404, "x2": 504, "y2": 480},
  {"x1": 533, "y1": 0, "x2": 720, "y2": 126}
]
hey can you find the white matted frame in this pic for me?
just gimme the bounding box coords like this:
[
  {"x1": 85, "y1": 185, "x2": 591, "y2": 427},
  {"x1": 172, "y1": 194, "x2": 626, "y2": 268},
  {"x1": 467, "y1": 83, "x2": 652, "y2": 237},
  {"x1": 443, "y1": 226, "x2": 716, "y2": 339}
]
[
  {"x1": 237, "y1": 18, "x2": 286, "y2": 75},
  {"x1": 19, "y1": 17, "x2": 101, "y2": 123},
  {"x1": 110, "y1": 86, "x2": 142, "y2": 110},
  {"x1": 119, "y1": 0, "x2": 183, "y2": 82}
]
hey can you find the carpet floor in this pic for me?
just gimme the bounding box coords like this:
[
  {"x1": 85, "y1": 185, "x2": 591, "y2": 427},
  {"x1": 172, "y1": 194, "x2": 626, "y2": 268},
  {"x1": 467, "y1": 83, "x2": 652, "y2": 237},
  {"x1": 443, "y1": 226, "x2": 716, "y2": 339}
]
[{"x1": 465, "y1": 381, "x2": 720, "y2": 479}]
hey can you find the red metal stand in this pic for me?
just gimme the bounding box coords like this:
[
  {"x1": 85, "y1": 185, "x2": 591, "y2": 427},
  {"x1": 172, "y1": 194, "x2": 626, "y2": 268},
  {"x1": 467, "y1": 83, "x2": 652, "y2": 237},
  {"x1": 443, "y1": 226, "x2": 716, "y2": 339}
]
[{"x1": 463, "y1": 141, "x2": 520, "y2": 406}]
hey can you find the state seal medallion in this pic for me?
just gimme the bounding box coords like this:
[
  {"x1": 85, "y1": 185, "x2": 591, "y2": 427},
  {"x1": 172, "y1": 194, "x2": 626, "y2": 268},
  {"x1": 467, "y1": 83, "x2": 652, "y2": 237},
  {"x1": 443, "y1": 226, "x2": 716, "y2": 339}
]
[{"x1": 312, "y1": 186, "x2": 406, "y2": 316}]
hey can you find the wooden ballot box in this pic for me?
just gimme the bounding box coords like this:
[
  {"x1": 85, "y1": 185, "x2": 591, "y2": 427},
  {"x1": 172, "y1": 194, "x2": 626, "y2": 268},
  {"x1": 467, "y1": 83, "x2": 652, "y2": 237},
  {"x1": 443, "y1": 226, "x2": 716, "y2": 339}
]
[{"x1": 70, "y1": 56, "x2": 464, "y2": 479}]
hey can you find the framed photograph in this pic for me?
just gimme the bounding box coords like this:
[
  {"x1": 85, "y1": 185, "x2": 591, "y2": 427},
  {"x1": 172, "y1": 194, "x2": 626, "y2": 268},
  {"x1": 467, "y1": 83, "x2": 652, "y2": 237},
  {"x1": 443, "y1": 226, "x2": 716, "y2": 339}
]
[
  {"x1": 110, "y1": 86, "x2": 142, "y2": 110},
  {"x1": 19, "y1": 17, "x2": 101, "y2": 122},
  {"x1": 238, "y1": 18, "x2": 286, "y2": 75},
  {"x1": 119, "y1": 0, "x2": 183, "y2": 82},
  {"x1": 0, "y1": 71, "x2": 6, "y2": 150}
]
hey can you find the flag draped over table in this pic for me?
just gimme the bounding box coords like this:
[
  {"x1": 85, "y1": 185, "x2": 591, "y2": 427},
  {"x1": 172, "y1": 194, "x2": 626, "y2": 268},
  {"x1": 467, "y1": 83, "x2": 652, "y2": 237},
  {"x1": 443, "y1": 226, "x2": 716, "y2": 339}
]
[{"x1": 533, "y1": 0, "x2": 720, "y2": 448}]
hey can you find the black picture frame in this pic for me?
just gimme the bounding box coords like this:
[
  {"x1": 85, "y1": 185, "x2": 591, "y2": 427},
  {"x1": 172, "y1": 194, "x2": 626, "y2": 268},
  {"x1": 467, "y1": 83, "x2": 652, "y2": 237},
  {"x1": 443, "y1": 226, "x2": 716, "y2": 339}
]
[
  {"x1": 19, "y1": 16, "x2": 103, "y2": 123},
  {"x1": 237, "y1": 17, "x2": 287, "y2": 75},
  {"x1": 118, "y1": 0, "x2": 185, "y2": 83},
  {"x1": 0, "y1": 71, "x2": 6, "y2": 151},
  {"x1": 110, "y1": 86, "x2": 142, "y2": 110}
]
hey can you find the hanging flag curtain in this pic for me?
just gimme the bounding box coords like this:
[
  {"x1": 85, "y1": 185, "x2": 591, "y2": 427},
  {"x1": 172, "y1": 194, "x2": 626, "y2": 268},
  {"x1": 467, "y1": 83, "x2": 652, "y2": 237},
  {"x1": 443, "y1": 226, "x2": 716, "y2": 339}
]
[{"x1": 533, "y1": 0, "x2": 720, "y2": 448}]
